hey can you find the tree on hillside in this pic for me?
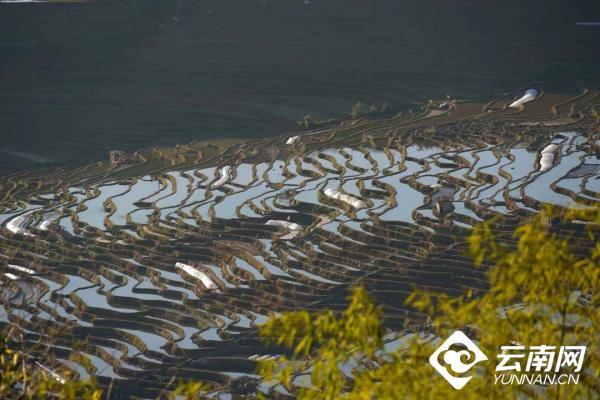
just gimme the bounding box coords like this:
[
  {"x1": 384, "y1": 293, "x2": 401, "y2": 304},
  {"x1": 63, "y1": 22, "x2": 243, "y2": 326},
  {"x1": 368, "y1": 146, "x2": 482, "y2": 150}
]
[{"x1": 258, "y1": 205, "x2": 600, "y2": 399}]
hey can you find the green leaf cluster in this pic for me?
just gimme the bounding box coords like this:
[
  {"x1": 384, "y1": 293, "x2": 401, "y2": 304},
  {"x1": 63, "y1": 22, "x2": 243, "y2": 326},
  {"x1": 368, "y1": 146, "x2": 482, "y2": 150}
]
[
  {"x1": 0, "y1": 332, "x2": 102, "y2": 400},
  {"x1": 259, "y1": 205, "x2": 600, "y2": 399}
]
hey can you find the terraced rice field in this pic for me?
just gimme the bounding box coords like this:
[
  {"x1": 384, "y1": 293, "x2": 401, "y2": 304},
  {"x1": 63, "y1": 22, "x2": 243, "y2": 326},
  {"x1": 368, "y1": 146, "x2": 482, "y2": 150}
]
[{"x1": 1, "y1": 91, "x2": 599, "y2": 397}]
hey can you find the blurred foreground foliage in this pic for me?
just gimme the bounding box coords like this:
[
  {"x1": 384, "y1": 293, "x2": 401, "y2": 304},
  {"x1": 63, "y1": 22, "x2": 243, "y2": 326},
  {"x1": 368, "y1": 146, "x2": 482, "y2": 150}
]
[
  {"x1": 0, "y1": 329, "x2": 207, "y2": 399},
  {"x1": 0, "y1": 332, "x2": 102, "y2": 400},
  {"x1": 259, "y1": 205, "x2": 600, "y2": 399}
]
